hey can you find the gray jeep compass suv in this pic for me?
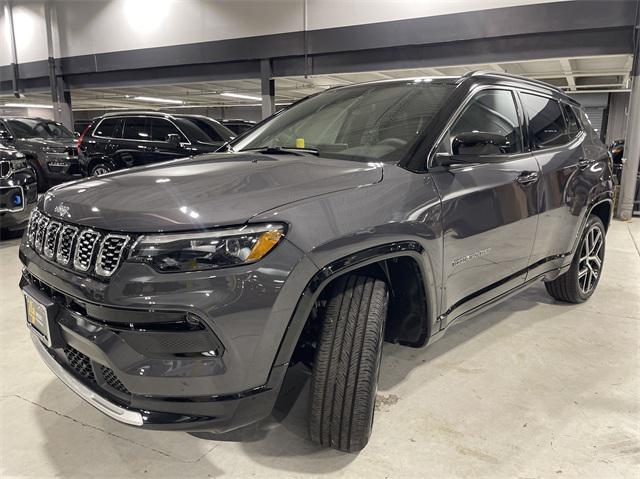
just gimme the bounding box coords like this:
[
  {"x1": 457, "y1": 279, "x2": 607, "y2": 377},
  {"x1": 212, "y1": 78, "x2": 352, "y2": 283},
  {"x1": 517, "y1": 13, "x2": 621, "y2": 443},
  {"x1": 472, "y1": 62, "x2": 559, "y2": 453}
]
[{"x1": 19, "y1": 72, "x2": 613, "y2": 452}]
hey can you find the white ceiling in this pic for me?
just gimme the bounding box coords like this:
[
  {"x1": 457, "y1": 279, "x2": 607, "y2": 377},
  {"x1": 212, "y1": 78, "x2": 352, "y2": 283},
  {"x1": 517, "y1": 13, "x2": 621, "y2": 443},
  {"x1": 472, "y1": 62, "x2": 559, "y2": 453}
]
[{"x1": 0, "y1": 54, "x2": 633, "y2": 111}]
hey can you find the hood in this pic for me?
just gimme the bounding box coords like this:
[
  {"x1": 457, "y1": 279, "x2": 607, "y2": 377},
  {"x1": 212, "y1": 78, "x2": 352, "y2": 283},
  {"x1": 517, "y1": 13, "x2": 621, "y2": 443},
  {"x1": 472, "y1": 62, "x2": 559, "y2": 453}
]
[
  {"x1": 41, "y1": 153, "x2": 383, "y2": 232},
  {"x1": 19, "y1": 137, "x2": 77, "y2": 149}
]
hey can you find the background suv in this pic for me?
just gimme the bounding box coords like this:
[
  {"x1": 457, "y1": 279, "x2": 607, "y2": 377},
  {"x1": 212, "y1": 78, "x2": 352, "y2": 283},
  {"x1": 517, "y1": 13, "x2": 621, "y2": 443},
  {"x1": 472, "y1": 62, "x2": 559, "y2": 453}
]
[
  {"x1": 20, "y1": 72, "x2": 612, "y2": 453},
  {"x1": 78, "y1": 112, "x2": 234, "y2": 176},
  {"x1": 0, "y1": 142, "x2": 37, "y2": 235},
  {"x1": 0, "y1": 117, "x2": 82, "y2": 191}
]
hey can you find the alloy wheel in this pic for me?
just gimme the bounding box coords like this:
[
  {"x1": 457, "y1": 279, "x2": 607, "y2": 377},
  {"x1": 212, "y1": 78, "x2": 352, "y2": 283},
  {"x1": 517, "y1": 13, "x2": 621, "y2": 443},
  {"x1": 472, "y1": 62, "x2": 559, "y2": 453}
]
[
  {"x1": 93, "y1": 166, "x2": 110, "y2": 176},
  {"x1": 577, "y1": 224, "x2": 604, "y2": 295}
]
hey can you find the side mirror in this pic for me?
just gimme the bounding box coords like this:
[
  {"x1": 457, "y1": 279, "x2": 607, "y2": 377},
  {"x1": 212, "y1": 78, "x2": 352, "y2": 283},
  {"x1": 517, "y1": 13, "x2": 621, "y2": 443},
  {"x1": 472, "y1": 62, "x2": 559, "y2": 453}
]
[
  {"x1": 452, "y1": 132, "x2": 509, "y2": 156},
  {"x1": 166, "y1": 133, "x2": 181, "y2": 146}
]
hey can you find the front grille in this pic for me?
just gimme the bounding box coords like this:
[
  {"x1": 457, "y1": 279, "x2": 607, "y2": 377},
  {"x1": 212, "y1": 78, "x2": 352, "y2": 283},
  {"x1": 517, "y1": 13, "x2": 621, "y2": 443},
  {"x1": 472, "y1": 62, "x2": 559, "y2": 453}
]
[
  {"x1": 64, "y1": 346, "x2": 95, "y2": 381},
  {"x1": 0, "y1": 160, "x2": 11, "y2": 179},
  {"x1": 27, "y1": 211, "x2": 131, "y2": 279},
  {"x1": 100, "y1": 365, "x2": 131, "y2": 395}
]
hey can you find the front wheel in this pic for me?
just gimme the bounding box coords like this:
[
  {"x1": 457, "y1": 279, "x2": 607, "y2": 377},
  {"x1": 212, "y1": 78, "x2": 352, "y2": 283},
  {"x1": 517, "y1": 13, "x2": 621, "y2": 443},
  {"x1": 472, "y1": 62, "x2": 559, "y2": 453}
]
[
  {"x1": 308, "y1": 275, "x2": 388, "y2": 452},
  {"x1": 545, "y1": 214, "x2": 606, "y2": 303},
  {"x1": 90, "y1": 162, "x2": 112, "y2": 176}
]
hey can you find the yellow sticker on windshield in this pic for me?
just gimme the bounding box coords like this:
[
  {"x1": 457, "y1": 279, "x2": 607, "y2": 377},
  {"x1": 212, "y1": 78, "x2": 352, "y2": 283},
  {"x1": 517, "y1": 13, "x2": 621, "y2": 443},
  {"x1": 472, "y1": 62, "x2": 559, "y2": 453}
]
[{"x1": 295, "y1": 138, "x2": 305, "y2": 148}]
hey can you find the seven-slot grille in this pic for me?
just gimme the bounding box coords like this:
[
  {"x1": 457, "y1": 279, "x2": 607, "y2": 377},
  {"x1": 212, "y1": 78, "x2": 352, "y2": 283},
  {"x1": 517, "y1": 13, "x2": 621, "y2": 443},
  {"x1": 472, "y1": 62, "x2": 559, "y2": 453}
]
[{"x1": 27, "y1": 210, "x2": 130, "y2": 278}]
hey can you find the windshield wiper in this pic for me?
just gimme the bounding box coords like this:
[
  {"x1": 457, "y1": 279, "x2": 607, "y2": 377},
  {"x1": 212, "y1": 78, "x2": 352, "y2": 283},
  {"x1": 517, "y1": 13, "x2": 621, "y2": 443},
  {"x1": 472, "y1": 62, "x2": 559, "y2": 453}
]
[{"x1": 242, "y1": 146, "x2": 319, "y2": 156}]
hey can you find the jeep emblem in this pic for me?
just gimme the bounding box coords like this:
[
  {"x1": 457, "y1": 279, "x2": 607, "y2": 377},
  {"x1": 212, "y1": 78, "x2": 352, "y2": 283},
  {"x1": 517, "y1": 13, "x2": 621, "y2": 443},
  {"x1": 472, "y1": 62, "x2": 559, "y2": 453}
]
[{"x1": 54, "y1": 203, "x2": 70, "y2": 218}]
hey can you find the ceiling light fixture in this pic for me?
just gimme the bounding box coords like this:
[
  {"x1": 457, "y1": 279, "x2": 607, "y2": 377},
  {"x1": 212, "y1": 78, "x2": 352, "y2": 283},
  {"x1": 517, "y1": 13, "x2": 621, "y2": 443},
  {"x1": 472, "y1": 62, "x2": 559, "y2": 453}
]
[
  {"x1": 133, "y1": 96, "x2": 184, "y2": 105},
  {"x1": 4, "y1": 103, "x2": 53, "y2": 109},
  {"x1": 220, "y1": 92, "x2": 262, "y2": 101}
]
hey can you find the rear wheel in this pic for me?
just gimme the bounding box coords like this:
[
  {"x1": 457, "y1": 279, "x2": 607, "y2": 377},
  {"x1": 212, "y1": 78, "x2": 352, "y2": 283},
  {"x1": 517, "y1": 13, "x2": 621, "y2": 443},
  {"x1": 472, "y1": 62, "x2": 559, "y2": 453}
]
[
  {"x1": 545, "y1": 214, "x2": 605, "y2": 303},
  {"x1": 308, "y1": 275, "x2": 388, "y2": 452}
]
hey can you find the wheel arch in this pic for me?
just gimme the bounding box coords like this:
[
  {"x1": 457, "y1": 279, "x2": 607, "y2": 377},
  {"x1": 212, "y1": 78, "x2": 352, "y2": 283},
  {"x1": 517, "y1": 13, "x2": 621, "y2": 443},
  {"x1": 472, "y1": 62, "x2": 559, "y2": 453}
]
[{"x1": 271, "y1": 241, "x2": 438, "y2": 376}]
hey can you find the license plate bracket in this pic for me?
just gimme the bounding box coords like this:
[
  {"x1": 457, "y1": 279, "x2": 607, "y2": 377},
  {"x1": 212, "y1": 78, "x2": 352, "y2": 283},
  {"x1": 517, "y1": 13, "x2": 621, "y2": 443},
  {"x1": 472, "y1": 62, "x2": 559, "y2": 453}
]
[{"x1": 23, "y1": 285, "x2": 62, "y2": 348}]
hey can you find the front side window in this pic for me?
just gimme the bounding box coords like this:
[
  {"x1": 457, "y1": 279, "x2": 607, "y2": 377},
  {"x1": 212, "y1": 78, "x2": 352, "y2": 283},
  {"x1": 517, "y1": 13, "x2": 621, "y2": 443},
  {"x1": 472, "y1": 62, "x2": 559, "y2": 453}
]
[
  {"x1": 122, "y1": 117, "x2": 151, "y2": 140},
  {"x1": 521, "y1": 93, "x2": 568, "y2": 149},
  {"x1": 234, "y1": 81, "x2": 454, "y2": 162},
  {"x1": 438, "y1": 89, "x2": 523, "y2": 157},
  {"x1": 149, "y1": 118, "x2": 185, "y2": 142},
  {"x1": 94, "y1": 118, "x2": 122, "y2": 138}
]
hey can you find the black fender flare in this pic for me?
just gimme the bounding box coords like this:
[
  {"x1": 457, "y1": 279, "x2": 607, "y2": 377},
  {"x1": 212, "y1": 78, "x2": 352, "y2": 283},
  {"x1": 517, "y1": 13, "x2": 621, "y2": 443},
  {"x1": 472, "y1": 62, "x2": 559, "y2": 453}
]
[{"x1": 267, "y1": 240, "x2": 438, "y2": 380}]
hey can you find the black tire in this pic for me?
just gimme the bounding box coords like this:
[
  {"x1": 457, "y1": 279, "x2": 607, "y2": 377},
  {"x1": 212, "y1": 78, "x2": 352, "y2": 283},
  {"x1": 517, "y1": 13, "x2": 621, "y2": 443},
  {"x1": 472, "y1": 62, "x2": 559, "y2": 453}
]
[
  {"x1": 545, "y1": 214, "x2": 606, "y2": 303},
  {"x1": 309, "y1": 275, "x2": 389, "y2": 452},
  {"x1": 27, "y1": 159, "x2": 47, "y2": 192},
  {"x1": 90, "y1": 162, "x2": 112, "y2": 176}
]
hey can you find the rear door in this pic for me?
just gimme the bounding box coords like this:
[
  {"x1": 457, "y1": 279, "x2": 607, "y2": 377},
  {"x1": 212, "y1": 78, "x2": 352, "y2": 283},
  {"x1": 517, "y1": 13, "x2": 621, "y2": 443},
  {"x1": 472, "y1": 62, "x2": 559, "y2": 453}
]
[
  {"x1": 520, "y1": 93, "x2": 590, "y2": 267},
  {"x1": 115, "y1": 116, "x2": 153, "y2": 168},
  {"x1": 429, "y1": 88, "x2": 540, "y2": 324}
]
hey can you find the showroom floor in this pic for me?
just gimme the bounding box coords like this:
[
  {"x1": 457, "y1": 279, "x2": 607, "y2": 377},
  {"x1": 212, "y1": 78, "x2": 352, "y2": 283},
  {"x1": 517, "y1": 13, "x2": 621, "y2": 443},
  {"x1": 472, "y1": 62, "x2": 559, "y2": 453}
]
[{"x1": 0, "y1": 220, "x2": 638, "y2": 478}]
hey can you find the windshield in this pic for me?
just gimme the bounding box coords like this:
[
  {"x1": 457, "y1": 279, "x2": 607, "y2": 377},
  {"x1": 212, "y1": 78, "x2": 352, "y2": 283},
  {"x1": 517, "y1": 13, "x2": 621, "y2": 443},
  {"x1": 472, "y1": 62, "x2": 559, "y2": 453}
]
[
  {"x1": 234, "y1": 80, "x2": 454, "y2": 162},
  {"x1": 6, "y1": 119, "x2": 74, "y2": 139}
]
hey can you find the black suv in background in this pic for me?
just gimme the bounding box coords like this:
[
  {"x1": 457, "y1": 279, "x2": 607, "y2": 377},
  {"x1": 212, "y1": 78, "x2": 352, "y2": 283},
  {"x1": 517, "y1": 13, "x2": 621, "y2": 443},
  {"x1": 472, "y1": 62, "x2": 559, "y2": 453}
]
[
  {"x1": 0, "y1": 143, "x2": 37, "y2": 235},
  {"x1": 78, "y1": 112, "x2": 233, "y2": 176},
  {"x1": 0, "y1": 117, "x2": 82, "y2": 191},
  {"x1": 219, "y1": 119, "x2": 256, "y2": 136}
]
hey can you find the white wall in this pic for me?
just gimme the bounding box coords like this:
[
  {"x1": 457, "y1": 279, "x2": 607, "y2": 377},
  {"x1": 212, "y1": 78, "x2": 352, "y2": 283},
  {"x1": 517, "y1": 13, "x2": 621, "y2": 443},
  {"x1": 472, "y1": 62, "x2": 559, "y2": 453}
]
[{"x1": 2, "y1": 0, "x2": 566, "y2": 66}]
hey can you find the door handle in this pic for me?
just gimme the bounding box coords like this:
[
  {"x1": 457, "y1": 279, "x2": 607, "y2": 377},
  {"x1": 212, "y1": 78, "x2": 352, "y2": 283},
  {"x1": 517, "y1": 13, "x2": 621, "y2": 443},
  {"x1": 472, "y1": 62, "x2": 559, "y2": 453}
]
[
  {"x1": 515, "y1": 171, "x2": 539, "y2": 186},
  {"x1": 577, "y1": 158, "x2": 591, "y2": 169}
]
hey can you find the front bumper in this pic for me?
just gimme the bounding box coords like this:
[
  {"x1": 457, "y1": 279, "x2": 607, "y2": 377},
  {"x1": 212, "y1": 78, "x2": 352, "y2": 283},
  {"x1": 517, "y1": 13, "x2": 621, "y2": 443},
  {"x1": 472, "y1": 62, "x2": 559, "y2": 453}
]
[
  {"x1": 44, "y1": 155, "x2": 83, "y2": 183},
  {"x1": 0, "y1": 172, "x2": 38, "y2": 230},
  {"x1": 20, "y1": 233, "x2": 316, "y2": 430}
]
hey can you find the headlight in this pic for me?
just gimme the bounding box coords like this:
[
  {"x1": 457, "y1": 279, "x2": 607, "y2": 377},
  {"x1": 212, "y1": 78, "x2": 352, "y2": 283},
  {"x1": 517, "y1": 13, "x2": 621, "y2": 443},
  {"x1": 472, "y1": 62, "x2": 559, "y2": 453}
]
[{"x1": 129, "y1": 224, "x2": 286, "y2": 272}]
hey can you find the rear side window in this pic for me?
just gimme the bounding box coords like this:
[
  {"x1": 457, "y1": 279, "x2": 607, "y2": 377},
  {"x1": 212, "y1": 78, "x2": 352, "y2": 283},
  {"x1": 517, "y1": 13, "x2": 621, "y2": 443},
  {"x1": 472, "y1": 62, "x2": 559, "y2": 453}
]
[
  {"x1": 441, "y1": 89, "x2": 523, "y2": 156},
  {"x1": 122, "y1": 117, "x2": 151, "y2": 140},
  {"x1": 562, "y1": 103, "x2": 582, "y2": 140},
  {"x1": 94, "y1": 118, "x2": 122, "y2": 138},
  {"x1": 149, "y1": 118, "x2": 185, "y2": 142},
  {"x1": 183, "y1": 118, "x2": 225, "y2": 142},
  {"x1": 521, "y1": 93, "x2": 567, "y2": 149}
]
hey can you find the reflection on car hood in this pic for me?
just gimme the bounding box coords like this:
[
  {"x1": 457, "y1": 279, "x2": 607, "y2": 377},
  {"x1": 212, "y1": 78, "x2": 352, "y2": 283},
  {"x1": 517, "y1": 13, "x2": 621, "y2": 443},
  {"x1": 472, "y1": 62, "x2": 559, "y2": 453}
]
[
  {"x1": 19, "y1": 137, "x2": 76, "y2": 149},
  {"x1": 41, "y1": 152, "x2": 383, "y2": 232}
]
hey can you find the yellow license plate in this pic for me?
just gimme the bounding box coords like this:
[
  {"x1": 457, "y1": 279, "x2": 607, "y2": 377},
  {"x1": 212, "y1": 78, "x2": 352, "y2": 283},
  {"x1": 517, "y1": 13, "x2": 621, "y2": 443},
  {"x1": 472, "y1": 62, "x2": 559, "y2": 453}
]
[{"x1": 24, "y1": 291, "x2": 51, "y2": 347}]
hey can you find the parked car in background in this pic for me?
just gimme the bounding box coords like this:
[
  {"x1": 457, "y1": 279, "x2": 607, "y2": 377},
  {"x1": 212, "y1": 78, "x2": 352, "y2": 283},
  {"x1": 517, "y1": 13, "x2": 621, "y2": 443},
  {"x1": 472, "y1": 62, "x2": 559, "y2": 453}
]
[
  {"x1": 78, "y1": 112, "x2": 233, "y2": 176},
  {"x1": 73, "y1": 119, "x2": 94, "y2": 135},
  {"x1": 0, "y1": 143, "x2": 37, "y2": 237},
  {"x1": 20, "y1": 72, "x2": 612, "y2": 452},
  {"x1": 0, "y1": 117, "x2": 82, "y2": 192},
  {"x1": 609, "y1": 139, "x2": 624, "y2": 183},
  {"x1": 219, "y1": 119, "x2": 256, "y2": 136}
]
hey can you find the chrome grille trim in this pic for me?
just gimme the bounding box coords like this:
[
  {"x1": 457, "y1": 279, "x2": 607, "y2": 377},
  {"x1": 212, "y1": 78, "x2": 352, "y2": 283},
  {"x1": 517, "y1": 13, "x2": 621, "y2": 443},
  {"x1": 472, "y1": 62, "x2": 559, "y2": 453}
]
[
  {"x1": 95, "y1": 234, "x2": 130, "y2": 277},
  {"x1": 34, "y1": 216, "x2": 50, "y2": 252},
  {"x1": 73, "y1": 229, "x2": 102, "y2": 272},
  {"x1": 43, "y1": 221, "x2": 62, "y2": 259},
  {"x1": 27, "y1": 210, "x2": 41, "y2": 246},
  {"x1": 56, "y1": 225, "x2": 79, "y2": 265}
]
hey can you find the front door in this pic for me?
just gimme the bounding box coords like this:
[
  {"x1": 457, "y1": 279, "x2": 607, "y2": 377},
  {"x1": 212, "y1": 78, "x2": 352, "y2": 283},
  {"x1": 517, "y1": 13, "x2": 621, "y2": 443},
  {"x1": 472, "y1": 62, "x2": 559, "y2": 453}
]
[{"x1": 429, "y1": 88, "x2": 540, "y2": 325}]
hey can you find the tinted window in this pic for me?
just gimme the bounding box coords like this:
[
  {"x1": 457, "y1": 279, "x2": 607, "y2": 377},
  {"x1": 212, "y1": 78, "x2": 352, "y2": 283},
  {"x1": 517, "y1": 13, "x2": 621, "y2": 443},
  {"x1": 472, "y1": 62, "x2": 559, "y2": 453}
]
[
  {"x1": 562, "y1": 103, "x2": 581, "y2": 139},
  {"x1": 442, "y1": 89, "x2": 523, "y2": 156},
  {"x1": 94, "y1": 118, "x2": 121, "y2": 138},
  {"x1": 122, "y1": 117, "x2": 151, "y2": 140},
  {"x1": 521, "y1": 93, "x2": 568, "y2": 149},
  {"x1": 234, "y1": 82, "x2": 454, "y2": 162},
  {"x1": 6, "y1": 119, "x2": 74, "y2": 139},
  {"x1": 149, "y1": 118, "x2": 184, "y2": 142},
  {"x1": 182, "y1": 118, "x2": 225, "y2": 142}
]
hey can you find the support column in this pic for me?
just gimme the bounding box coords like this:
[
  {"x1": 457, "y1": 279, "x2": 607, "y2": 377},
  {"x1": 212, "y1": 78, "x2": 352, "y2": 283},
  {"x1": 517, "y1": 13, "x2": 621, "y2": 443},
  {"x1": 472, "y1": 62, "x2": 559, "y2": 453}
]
[
  {"x1": 616, "y1": 19, "x2": 640, "y2": 220},
  {"x1": 45, "y1": 1, "x2": 73, "y2": 129},
  {"x1": 261, "y1": 59, "x2": 276, "y2": 120}
]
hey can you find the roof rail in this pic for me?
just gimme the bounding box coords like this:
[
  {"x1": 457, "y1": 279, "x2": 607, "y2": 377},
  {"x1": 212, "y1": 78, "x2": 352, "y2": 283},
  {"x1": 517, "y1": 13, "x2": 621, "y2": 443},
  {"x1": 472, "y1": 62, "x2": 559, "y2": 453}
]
[
  {"x1": 462, "y1": 70, "x2": 564, "y2": 94},
  {"x1": 101, "y1": 110, "x2": 170, "y2": 117}
]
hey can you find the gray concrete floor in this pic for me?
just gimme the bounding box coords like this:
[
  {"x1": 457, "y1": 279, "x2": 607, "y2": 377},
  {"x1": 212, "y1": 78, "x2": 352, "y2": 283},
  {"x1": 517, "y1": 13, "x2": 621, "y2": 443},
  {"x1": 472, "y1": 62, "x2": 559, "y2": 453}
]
[{"x1": 1, "y1": 220, "x2": 638, "y2": 478}]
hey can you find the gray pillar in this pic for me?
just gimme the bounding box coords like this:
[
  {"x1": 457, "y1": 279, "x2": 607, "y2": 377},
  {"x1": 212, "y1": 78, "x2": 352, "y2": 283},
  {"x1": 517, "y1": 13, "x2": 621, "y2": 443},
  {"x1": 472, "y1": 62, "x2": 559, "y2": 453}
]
[
  {"x1": 54, "y1": 80, "x2": 73, "y2": 130},
  {"x1": 261, "y1": 59, "x2": 275, "y2": 120},
  {"x1": 45, "y1": 0, "x2": 73, "y2": 129},
  {"x1": 616, "y1": 29, "x2": 639, "y2": 220}
]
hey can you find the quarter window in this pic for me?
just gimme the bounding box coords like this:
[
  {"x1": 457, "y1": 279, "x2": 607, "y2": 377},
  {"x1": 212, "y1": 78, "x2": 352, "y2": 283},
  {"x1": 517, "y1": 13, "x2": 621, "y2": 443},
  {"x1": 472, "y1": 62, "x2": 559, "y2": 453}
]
[
  {"x1": 562, "y1": 103, "x2": 582, "y2": 140},
  {"x1": 122, "y1": 117, "x2": 151, "y2": 140},
  {"x1": 440, "y1": 89, "x2": 523, "y2": 156},
  {"x1": 521, "y1": 93, "x2": 568, "y2": 149}
]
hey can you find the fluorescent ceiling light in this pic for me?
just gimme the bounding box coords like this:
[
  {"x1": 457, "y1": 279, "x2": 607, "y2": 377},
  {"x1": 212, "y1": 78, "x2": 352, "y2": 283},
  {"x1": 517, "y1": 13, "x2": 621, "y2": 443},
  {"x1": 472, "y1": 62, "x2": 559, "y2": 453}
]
[
  {"x1": 4, "y1": 103, "x2": 53, "y2": 109},
  {"x1": 133, "y1": 96, "x2": 184, "y2": 105},
  {"x1": 220, "y1": 92, "x2": 262, "y2": 101}
]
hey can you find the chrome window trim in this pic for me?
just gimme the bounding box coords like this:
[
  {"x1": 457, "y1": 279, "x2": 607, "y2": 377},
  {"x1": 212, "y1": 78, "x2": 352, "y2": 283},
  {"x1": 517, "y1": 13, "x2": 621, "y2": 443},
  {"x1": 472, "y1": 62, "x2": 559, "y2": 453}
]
[
  {"x1": 73, "y1": 229, "x2": 102, "y2": 272},
  {"x1": 0, "y1": 185, "x2": 25, "y2": 213},
  {"x1": 95, "y1": 234, "x2": 130, "y2": 277},
  {"x1": 92, "y1": 116, "x2": 191, "y2": 145}
]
